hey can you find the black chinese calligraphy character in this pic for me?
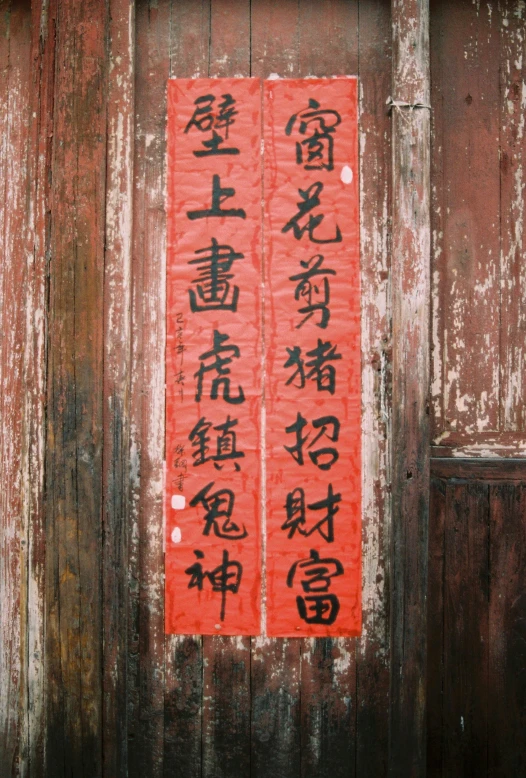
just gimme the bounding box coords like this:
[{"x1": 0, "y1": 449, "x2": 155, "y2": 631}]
[
  {"x1": 289, "y1": 253, "x2": 336, "y2": 329},
  {"x1": 187, "y1": 174, "x2": 246, "y2": 220},
  {"x1": 285, "y1": 98, "x2": 342, "y2": 171},
  {"x1": 286, "y1": 548, "x2": 343, "y2": 625},
  {"x1": 281, "y1": 483, "x2": 341, "y2": 543},
  {"x1": 190, "y1": 481, "x2": 248, "y2": 540},
  {"x1": 194, "y1": 330, "x2": 245, "y2": 404},
  {"x1": 189, "y1": 415, "x2": 245, "y2": 471},
  {"x1": 284, "y1": 412, "x2": 340, "y2": 470},
  {"x1": 282, "y1": 182, "x2": 341, "y2": 244},
  {"x1": 185, "y1": 549, "x2": 243, "y2": 621},
  {"x1": 184, "y1": 93, "x2": 240, "y2": 156},
  {"x1": 283, "y1": 339, "x2": 342, "y2": 395},
  {"x1": 188, "y1": 238, "x2": 244, "y2": 313}
]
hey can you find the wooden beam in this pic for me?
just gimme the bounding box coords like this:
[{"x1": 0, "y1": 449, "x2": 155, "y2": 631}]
[
  {"x1": 45, "y1": 0, "x2": 108, "y2": 773},
  {"x1": 390, "y1": 0, "x2": 431, "y2": 775},
  {"x1": 102, "y1": 1, "x2": 135, "y2": 775}
]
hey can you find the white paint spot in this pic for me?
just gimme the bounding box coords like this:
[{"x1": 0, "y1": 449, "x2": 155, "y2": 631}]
[
  {"x1": 341, "y1": 165, "x2": 353, "y2": 184},
  {"x1": 267, "y1": 73, "x2": 280, "y2": 80},
  {"x1": 460, "y1": 715, "x2": 465, "y2": 732},
  {"x1": 171, "y1": 494, "x2": 185, "y2": 510},
  {"x1": 171, "y1": 526, "x2": 182, "y2": 544},
  {"x1": 215, "y1": 623, "x2": 222, "y2": 630}
]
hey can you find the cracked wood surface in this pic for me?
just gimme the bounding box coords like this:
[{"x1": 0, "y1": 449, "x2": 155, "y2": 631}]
[{"x1": 2, "y1": 1, "x2": 525, "y2": 776}]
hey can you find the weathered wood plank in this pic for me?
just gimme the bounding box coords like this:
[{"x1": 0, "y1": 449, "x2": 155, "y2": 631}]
[
  {"x1": 488, "y1": 483, "x2": 526, "y2": 777},
  {"x1": 251, "y1": 637, "x2": 301, "y2": 777},
  {"x1": 355, "y1": 0, "x2": 392, "y2": 774},
  {"x1": 202, "y1": 637, "x2": 252, "y2": 778},
  {"x1": 390, "y1": 0, "x2": 430, "y2": 774},
  {"x1": 432, "y1": 457, "x2": 526, "y2": 481},
  {"x1": 23, "y1": 1, "x2": 57, "y2": 773},
  {"x1": 251, "y1": 0, "x2": 300, "y2": 78},
  {"x1": 129, "y1": 2, "x2": 170, "y2": 775},
  {"x1": 210, "y1": 0, "x2": 250, "y2": 78},
  {"x1": 499, "y1": 1, "x2": 526, "y2": 433},
  {"x1": 0, "y1": 2, "x2": 32, "y2": 774},
  {"x1": 300, "y1": 639, "x2": 356, "y2": 778},
  {"x1": 164, "y1": 636, "x2": 203, "y2": 778},
  {"x1": 102, "y1": 1, "x2": 135, "y2": 775},
  {"x1": 44, "y1": 0, "x2": 108, "y2": 774},
  {"x1": 170, "y1": 0, "x2": 210, "y2": 79},
  {"x1": 431, "y1": 0, "x2": 501, "y2": 440},
  {"x1": 298, "y1": 0, "x2": 358, "y2": 77},
  {"x1": 442, "y1": 481, "x2": 489, "y2": 776},
  {"x1": 426, "y1": 477, "x2": 446, "y2": 778}
]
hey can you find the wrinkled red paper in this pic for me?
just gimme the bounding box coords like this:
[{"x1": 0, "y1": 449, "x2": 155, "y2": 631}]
[
  {"x1": 264, "y1": 79, "x2": 361, "y2": 637},
  {"x1": 165, "y1": 79, "x2": 262, "y2": 635}
]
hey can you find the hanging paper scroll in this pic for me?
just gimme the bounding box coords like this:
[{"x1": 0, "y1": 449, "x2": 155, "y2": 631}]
[
  {"x1": 165, "y1": 79, "x2": 262, "y2": 635},
  {"x1": 264, "y1": 78, "x2": 361, "y2": 637}
]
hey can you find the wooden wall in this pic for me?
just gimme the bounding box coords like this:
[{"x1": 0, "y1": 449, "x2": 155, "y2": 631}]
[{"x1": 0, "y1": 0, "x2": 524, "y2": 776}]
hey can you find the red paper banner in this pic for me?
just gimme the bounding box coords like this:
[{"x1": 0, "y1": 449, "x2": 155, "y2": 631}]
[
  {"x1": 165, "y1": 78, "x2": 262, "y2": 635},
  {"x1": 264, "y1": 78, "x2": 361, "y2": 637}
]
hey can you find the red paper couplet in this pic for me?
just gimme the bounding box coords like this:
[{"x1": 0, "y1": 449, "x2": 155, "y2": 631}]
[
  {"x1": 165, "y1": 79, "x2": 262, "y2": 635},
  {"x1": 264, "y1": 78, "x2": 361, "y2": 637}
]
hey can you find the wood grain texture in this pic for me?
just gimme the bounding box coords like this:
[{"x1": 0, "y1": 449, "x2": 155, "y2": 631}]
[
  {"x1": 129, "y1": 2, "x2": 170, "y2": 775},
  {"x1": 390, "y1": 0, "x2": 430, "y2": 774},
  {"x1": 488, "y1": 483, "x2": 526, "y2": 777},
  {"x1": 355, "y1": 1, "x2": 392, "y2": 774},
  {"x1": 431, "y1": 0, "x2": 526, "y2": 457},
  {"x1": 0, "y1": 2, "x2": 32, "y2": 773},
  {"x1": 443, "y1": 482, "x2": 490, "y2": 776},
  {"x1": 426, "y1": 477, "x2": 446, "y2": 778},
  {"x1": 251, "y1": 637, "x2": 301, "y2": 777},
  {"x1": 7, "y1": 2, "x2": 526, "y2": 775},
  {"x1": 44, "y1": 0, "x2": 107, "y2": 774},
  {"x1": 103, "y1": 1, "x2": 135, "y2": 775}
]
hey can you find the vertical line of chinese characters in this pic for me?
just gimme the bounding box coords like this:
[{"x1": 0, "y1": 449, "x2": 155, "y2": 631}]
[
  {"x1": 264, "y1": 79, "x2": 361, "y2": 637},
  {"x1": 165, "y1": 79, "x2": 263, "y2": 635}
]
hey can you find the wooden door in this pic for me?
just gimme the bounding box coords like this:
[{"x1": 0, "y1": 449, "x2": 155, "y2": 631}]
[{"x1": 3, "y1": 1, "x2": 524, "y2": 777}]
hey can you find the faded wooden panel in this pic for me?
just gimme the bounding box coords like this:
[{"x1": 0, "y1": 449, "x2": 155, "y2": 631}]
[
  {"x1": 443, "y1": 481, "x2": 489, "y2": 776},
  {"x1": 431, "y1": 0, "x2": 500, "y2": 440},
  {"x1": 129, "y1": 2, "x2": 170, "y2": 775},
  {"x1": 251, "y1": 638, "x2": 301, "y2": 776},
  {"x1": 23, "y1": 1, "x2": 56, "y2": 773},
  {"x1": 300, "y1": 639, "x2": 356, "y2": 778},
  {"x1": 0, "y1": 2, "x2": 32, "y2": 774},
  {"x1": 431, "y1": 0, "x2": 526, "y2": 456},
  {"x1": 210, "y1": 0, "x2": 250, "y2": 77},
  {"x1": 251, "y1": 0, "x2": 300, "y2": 78},
  {"x1": 427, "y1": 470, "x2": 526, "y2": 777},
  {"x1": 103, "y1": 1, "x2": 135, "y2": 775},
  {"x1": 499, "y1": 3, "x2": 526, "y2": 433},
  {"x1": 426, "y1": 477, "x2": 446, "y2": 777},
  {"x1": 488, "y1": 483, "x2": 526, "y2": 777},
  {"x1": 390, "y1": 0, "x2": 430, "y2": 774},
  {"x1": 45, "y1": 0, "x2": 107, "y2": 774},
  {"x1": 164, "y1": 636, "x2": 202, "y2": 778},
  {"x1": 355, "y1": 0, "x2": 391, "y2": 774},
  {"x1": 202, "y1": 637, "x2": 251, "y2": 778},
  {"x1": 170, "y1": 0, "x2": 210, "y2": 79}
]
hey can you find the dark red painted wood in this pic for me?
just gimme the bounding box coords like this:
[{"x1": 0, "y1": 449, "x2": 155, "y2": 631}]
[
  {"x1": 488, "y1": 484, "x2": 526, "y2": 777},
  {"x1": 426, "y1": 477, "x2": 446, "y2": 777},
  {"x1": 129, "y1": 3, "x2": 171, "y2": 776},
  {"x1": 44, "y1": 1, "x2": 108, "y2": 774}
]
